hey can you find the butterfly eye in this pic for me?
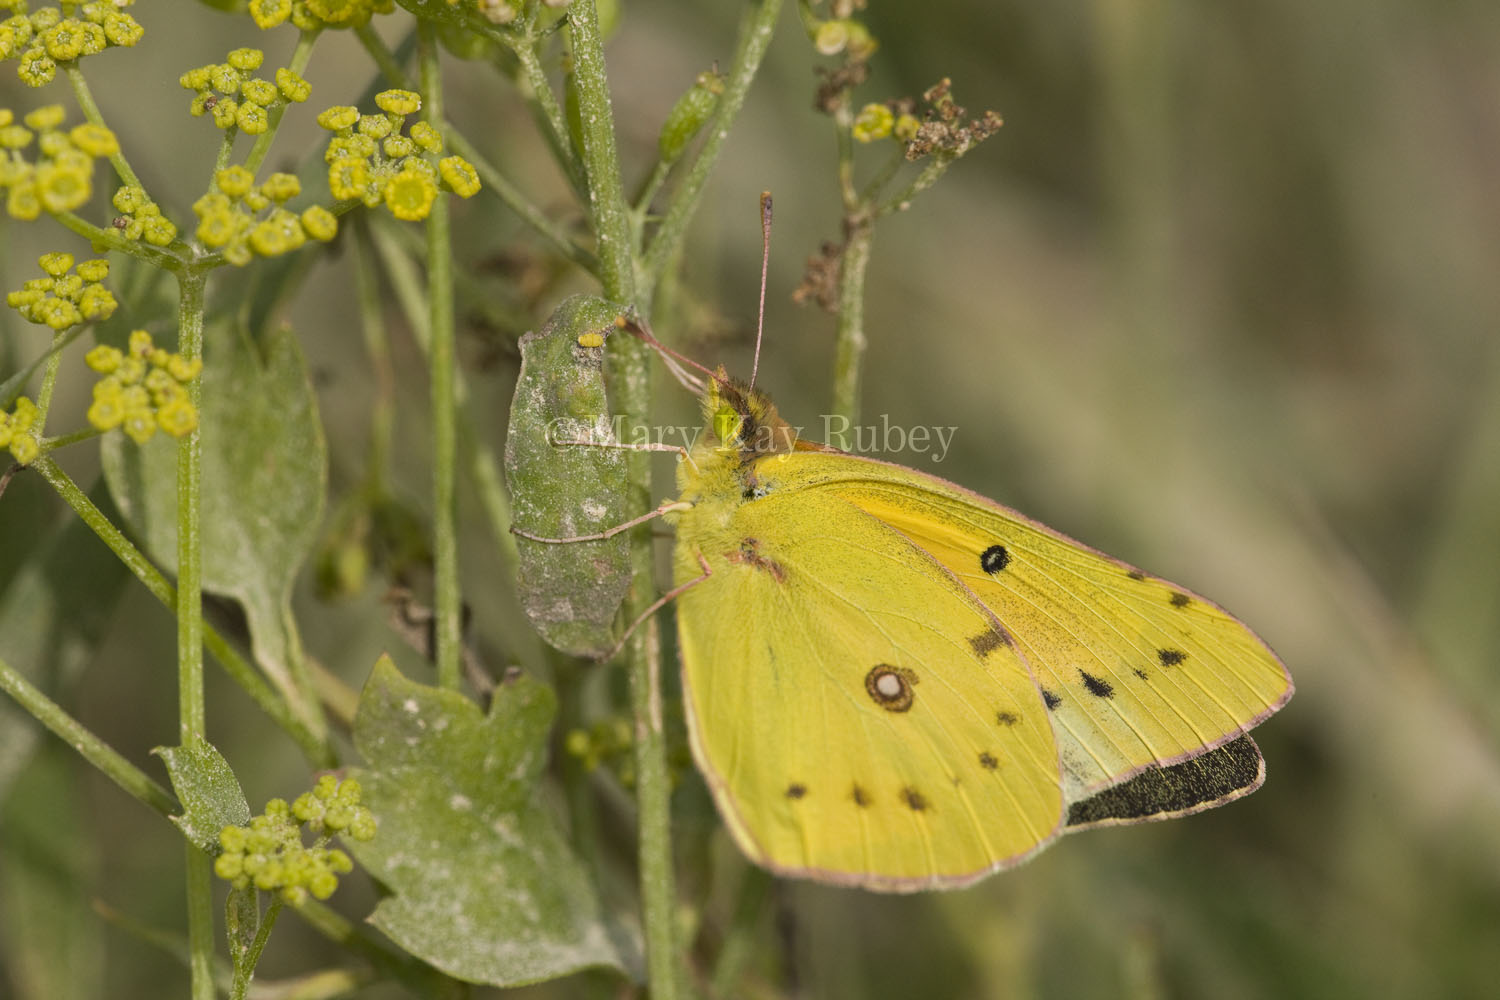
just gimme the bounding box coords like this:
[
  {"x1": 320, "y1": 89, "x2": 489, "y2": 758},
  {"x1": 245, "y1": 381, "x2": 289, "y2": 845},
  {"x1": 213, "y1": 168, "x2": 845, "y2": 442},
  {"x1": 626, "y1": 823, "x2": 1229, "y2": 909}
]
[{"x1": 712, "y1": 406, "x2": 742, "y2": 445}]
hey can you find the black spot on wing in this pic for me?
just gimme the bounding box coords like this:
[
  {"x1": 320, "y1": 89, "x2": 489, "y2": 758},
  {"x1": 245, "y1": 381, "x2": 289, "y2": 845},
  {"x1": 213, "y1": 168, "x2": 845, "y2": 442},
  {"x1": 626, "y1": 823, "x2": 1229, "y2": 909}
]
[
  {"x1": 1169, "y1": 592, "x2": 1192, "y2": 608},
  {"x1": 1042, "y1": 689, "x2": 1062, "y2": 710},
  {"x1": 1080, "y1": 671, "x2": 1114, "y2": 698},
  {"x1": 901, "y1": 787, "x2": 929, "y2": 811},
  {"x1": 1158, "y1": 648, "x2": 1187, "y2": 667},
  {"x1": 1066, "y1": 736, "x2": 1263, "y2": 827},
  {"x1": 978, "y1": 752, "x2": 998, "y2": 770},
  {"x1": 785, "y1": 783, "x2": 806, "y2": 800},
  {"x1": 851, "y1": 784, "x2": 871, "y2": 807},
  {"x1": 979, "y1": 544, "x2": 1010, "y2": 574},
  {"x1": 995, "y1": 710, "x2": 1019, "y2": 726},
  {"x1": 968, "y1": 627, "x2": 1010, "y2": 658},
  {"x1": 1133, "y1": 668, "x2": 1150, "y2": 681},
  {"x1": 1127, "y1": 569, "x2": 1147, "y2": 581}
]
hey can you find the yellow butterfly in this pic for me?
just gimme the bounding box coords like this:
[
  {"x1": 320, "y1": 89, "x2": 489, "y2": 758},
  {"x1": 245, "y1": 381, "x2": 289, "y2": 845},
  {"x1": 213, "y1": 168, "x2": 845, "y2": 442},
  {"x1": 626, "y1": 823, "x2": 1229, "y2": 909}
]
[{"x1": 662, "y1": 372, "x2": 1293, "y2": 892}]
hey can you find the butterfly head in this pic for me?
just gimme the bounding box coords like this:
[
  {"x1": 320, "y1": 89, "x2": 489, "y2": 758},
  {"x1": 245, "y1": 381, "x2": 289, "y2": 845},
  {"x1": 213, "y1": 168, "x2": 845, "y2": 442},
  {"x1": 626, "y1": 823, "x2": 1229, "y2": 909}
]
[{"x1": 703, "y1": 369, "x2": 796, "y2": 461}]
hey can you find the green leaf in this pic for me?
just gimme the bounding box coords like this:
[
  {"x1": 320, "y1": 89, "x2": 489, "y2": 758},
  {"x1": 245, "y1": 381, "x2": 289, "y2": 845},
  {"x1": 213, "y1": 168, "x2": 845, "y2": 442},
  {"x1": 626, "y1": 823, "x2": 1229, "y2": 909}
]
[
  {"x1": 154, "y1": 738, "x2": 251, "y2": 854},
  {"x1": 101, "y1": 322, "x2": 327, "y2": 724},
  {"x1": 348, "y1": 656, "x2": 630, "y2": 987},
  {"x1": 504, "y1": 295, "x2": 632, "y2": 658},
  {"x1": 0, "y1": 747, "x2": 102, "y2": 1000}
]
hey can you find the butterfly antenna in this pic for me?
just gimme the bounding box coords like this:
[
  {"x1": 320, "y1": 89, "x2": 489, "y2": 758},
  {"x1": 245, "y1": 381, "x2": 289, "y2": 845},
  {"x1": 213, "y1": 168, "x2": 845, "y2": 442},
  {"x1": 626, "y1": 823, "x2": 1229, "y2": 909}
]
[
  {"x1": 624, "y1": 314, "x2": 709, "y2": 392},
  {"x1": 748, "y1": 190, "x2": 772, "y2": 391}
]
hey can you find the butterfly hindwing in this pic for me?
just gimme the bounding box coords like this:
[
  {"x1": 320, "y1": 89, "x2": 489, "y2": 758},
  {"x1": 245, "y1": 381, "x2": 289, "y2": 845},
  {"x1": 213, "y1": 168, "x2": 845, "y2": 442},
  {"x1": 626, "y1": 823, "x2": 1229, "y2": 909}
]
[
  {"x1": 674, "y1": 482, "x2": 1065, "y2": 891},
  {"x1": 748, "y1": 451, "x2": 1293, "y2": 806}
]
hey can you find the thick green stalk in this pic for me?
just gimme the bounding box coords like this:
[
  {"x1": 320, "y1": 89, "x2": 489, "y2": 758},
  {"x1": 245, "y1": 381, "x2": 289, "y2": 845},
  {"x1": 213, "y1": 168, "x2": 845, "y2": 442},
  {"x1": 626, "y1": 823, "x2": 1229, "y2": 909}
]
[
  {"x1": 0, "y1": 651, "x2": 177, "y2": 817},
  {"x1": 830, "y1": 219, "x2": 873, "y2": 430},
  {"x1": 174, "y1": 266, "x2": 214, "y2": 1000},
  {"x1": 419, "y1": 24, "x2": 462, "y2": 690},
  {"x1": 568, "y1": 2, "x2": 680, "y2": 996}
]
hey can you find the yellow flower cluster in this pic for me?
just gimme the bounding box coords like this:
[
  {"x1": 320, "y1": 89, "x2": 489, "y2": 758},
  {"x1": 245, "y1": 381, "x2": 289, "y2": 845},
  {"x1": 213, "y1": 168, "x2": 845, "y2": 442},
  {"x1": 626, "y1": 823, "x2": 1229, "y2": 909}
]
[
  {"x1": 320, "y1": 89, "x2": 480, "y2": 222},
  {"x1": 851, "y1": 102, "x2": 919, "y2": 144},
  {"x1": 85, "y1": 329, "x2": 202, "y2": 444},
  {"x1": 111, "y1": 183, "x2": 177, "y2": 246},
  {"x1": 213, "y1": 777, "x2": 375, "y2": 905},
  {"x1": 6, "y1": 250, "x2": 115, "y2": 330},
  {"x1": 0, "y1": 1, "x2": 144, "y2": 87},
  {"x1": 192, "y1": 164, "x2": 338, "y2": 266},
  {"x1": 248, "y1": 0, "x2": 393, "y2": 31},
  {"x1": 180, "y1": 48, "x2": 310, "y2": 136},
  {"x1": 0, "y1": 104, "x2": 118, "y2": 220},
  {"x1": 0, "y1": 396, "x2": 41, "y2": 465}
]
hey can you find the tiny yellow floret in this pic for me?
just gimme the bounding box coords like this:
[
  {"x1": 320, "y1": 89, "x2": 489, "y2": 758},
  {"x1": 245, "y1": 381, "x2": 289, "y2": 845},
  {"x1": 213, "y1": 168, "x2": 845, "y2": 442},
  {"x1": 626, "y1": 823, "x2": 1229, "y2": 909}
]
[{"x1": 374, "y1": 89, "x2": 421, "y2": 116}]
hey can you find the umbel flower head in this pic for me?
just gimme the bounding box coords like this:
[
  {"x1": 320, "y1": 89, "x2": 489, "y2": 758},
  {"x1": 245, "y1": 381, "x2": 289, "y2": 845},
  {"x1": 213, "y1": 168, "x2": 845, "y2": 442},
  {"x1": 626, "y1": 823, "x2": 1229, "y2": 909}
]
[
  {"x1": 180, "y1": 47, "x2": 311, "y2": 136},
  {"x1": 192, "y1": 164, "x2": 338, "y2": 266},
  {"x1": 6, "y1": 251, "x2": 116, "y2": 330},
  {"x1": 248, "y1": 0, "x2": 394, "y2": 32},
  {"x1": 0, "y1": 395, "x2": 42, "y2": 465},
  {"x1": 320, "y1": 89, "x2": 480, "y2": 222},
  {"x1": 85, "y1": 329, "x2": 202, "y2": 444},
  {"x1": 0, "y1": 105, "x2": 119, "y2": 220},
  {"x1": 0, "y1": 0, "x2": 145, "y2": 88},
  {"x1": 214, "y1": 775, "x2": 376, "y2": 905}
]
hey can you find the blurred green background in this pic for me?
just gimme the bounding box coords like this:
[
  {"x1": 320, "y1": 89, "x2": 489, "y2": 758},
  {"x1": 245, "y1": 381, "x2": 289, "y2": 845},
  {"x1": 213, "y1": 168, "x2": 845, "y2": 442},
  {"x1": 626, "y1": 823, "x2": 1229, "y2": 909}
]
[{"x1": 3, "y1": 1, "x2": 1499, "y2": 997}]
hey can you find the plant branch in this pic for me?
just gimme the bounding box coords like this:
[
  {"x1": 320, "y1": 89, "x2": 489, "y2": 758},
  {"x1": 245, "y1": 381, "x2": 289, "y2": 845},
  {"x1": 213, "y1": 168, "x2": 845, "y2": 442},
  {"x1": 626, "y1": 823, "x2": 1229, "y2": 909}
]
[
  {"x1": 418, "y1": 23, "x2": 462, "y2": 690},
  {"x1": 0, "y1": 651, "x2": 177, "y2": 818}
]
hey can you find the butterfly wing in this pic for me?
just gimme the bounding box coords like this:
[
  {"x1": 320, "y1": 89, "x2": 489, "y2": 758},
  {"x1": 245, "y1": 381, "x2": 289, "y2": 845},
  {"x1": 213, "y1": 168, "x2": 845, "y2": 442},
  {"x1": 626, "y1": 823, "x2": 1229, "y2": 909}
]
[
  {"x1": 765, "y1": 451, "x2": 1294, "y2": 805},
  {"x1": 674, "y1": 482, "x2": 1065, "y2": 891}
]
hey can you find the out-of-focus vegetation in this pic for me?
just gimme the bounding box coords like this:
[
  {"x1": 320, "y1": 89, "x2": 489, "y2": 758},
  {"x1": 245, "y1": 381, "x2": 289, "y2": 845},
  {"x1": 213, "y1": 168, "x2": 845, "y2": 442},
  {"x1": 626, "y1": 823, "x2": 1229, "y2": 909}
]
[{"x1": 1, "y1": 1, "x2": 1496, "y2": 997}]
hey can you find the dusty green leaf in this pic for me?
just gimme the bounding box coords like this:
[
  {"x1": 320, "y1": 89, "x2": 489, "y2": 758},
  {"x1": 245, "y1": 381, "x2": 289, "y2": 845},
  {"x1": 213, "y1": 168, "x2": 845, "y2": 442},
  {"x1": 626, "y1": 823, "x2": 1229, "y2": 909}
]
[
  {"x1": 504, "y1": 295, "x2": 632, "y2": 658},
  {"x1": 101, "y1": 322, "x2": 327, "y2": 716},
  {"x1": 348, "y1": 656, "x2": 627, "y2": 987},
  {"x1": 155, "y1": 738, "x2": 251, "y2": 853}
]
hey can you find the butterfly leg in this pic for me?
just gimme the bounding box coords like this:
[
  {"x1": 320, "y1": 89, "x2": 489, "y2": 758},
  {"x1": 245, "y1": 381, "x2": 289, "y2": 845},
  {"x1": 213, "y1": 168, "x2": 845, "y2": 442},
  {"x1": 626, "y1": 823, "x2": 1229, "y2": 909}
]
[
  {"x1": 511, "y1": 498, "x2": 693, "y2": 544},
  {"x1": 592, "y1": 552, "x2": 713, "y2": 662}
]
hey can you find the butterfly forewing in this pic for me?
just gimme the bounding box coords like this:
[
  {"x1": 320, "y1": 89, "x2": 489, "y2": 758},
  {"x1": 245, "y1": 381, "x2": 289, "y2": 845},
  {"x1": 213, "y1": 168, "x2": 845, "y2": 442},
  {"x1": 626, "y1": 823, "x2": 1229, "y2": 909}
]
[
  {"x1": 760, "y1": 453, "x2": 1294, "y2": 804},
  {"x1": 674, "y1": 484, "x2": 1065, "y2": 891}
]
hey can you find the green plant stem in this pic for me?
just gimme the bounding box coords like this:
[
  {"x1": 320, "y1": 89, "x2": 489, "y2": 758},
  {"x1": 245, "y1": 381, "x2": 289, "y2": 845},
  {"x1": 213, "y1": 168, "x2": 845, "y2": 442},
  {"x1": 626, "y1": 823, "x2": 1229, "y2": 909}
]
[
  {"x1": 0, "y1": 651, "x2": 177, "y2": 817},
  {"x1": 353, "y1": 21, "x2": 410, "y2": 86},
  {"x1": 214, "y1": 128, "x2": 238, "y2": 175},
  {"x1": 53, "y1": 210, "x2": 183, "y2": 271},
  {"x1": 244, "y1": 29, "x2": 321, "y2": 176},
  {"x1": 174, "y1": 265, "x2": 215, "y2": 1000},
  {"x1": 418, "y1": 23, "x2": 462, "y2": 690},
  {"x1": 64, "y1": 63, "x2": 143, "y2": 190},
  {"x1": 640, "y1": 0, "x2": 784, "y2": 308},
  {"x1": 567, "y1": 4, "x2": 683, "y2": 997},
  {"x1": 32, "y1": 330, "x2": 66, "y2": 426},
  {"x1": 830, "y1": 219, "x2": 872, "y2": 429},
  {"x1": 42, "y1": 425, "x2": 103, "y2": 451},
  {"x1": 31, "y1": 456, "x2": 334, "y2": 766},
  {"x1": 176, "y1": 270, "x2": 207, "y2": 742},
  {"x1": 367, "y1": 219, "x2": 544, "y2": 675},
  {"x1": 229, "y1": 897, "x2": 283, "y2": 1000},
  {"x1": 504, "y1": 26, "x2": 587, "y2": 198}
]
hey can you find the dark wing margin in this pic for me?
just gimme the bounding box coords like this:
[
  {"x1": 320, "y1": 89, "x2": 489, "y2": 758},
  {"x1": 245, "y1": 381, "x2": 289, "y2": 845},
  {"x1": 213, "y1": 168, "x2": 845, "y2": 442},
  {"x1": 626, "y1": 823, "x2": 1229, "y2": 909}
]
[{"x1": 1065, "y1": 735, "x2": 1265, "y2": 830}]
